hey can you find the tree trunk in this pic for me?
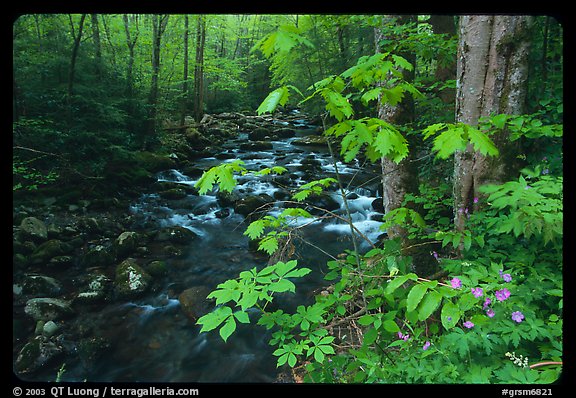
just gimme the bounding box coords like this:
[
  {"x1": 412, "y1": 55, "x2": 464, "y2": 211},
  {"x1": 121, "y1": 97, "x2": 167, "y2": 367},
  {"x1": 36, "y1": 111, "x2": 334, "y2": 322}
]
[
  {"x1": 376, "y1": 16, "x2": 435, "y2": 275},
  {"x1": 180, "y1": 15, "x2": 190, "y2": 127},
  {"x1": 66, "y1": 14, "x2": 87, "y2": 127},
  {"x1": 375, "y1": 16, "x2": 418, "y2": 239},
  {"x1": 193, "y1": 15, "x2": 206, "y2": 123},
  {"x1": 91, "y1": 14, "x2": 102, "y2": 80},
  {"x1": 429, "y1": 15, "x2": 457, "y2": 104},
  {"x1": 453, "y1": 15, "x2": 534, "y2": 232},
  {"x1": 144, "y1": 14, "x2": 169, "y2": 148}
]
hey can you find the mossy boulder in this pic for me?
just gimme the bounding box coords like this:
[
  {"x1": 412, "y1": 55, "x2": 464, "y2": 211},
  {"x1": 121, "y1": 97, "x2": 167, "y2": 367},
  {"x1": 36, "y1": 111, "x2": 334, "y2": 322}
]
[
  {"x1": 113, "y1": 231, "x2": 143, "y2": 259},
  {"x1": 75, "y1": 274, "x2": 111, "y2": 304},
  {"x1": 114, "y1": 258, "x2": 152, "y2": 299},
  {"x1": 21, "y1": 275, "x2": 62, "y2": 297},
  {"x1": 82, "y1": 245, "x2": 115, "y2": 268},
  {"x1": 14, "y1": 336, "x2": 63, "y2": 374},
  {"x1": 24, "y1": 298, "x2": 75, "y2": 321},
  {"x1": 145, "y1": 260, "x2": 168, "y2": 278},
  {"x1": 19, "y1": 217, "x2": 48, "y2": 242},
  {"x1": 29, "y1": 239, "x2": 74, "y2": 265},
  {"x1": 155, "y1": 226, "x2": 198, "y2": 245}
]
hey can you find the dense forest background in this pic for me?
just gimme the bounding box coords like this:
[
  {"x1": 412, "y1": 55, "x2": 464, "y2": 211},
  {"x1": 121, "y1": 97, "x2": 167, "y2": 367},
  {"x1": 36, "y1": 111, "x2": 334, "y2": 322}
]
[{"x1": 12, "y1": 14, "x2": 563, "y2": 194}]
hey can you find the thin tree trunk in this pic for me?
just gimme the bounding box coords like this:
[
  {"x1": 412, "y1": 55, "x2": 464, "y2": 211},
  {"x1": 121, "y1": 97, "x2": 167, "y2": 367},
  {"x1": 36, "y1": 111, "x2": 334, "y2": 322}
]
[
  {"x1": 375, "y1": 16, "x2": 418, "y2": 239},
  {"x1": 67, "y1": 14, "x2": 87, "y2": 127},
  {"x1": 145, "y1": 14, "x2": 169, "y2": 148},
  {"x1": 180, "y1": 15, "x2": 189, "y2": 127},
  {"x1": 193, "y1": 15, "x2": 206, "y2": 123},
  {"x1": 429, "y1": 15, "x2": 456, "y2": 104},
  {"x1": 453, "y1": 15, "x2": 534, "y2": 232},
  {"x1": 91, "y1": 14, "x2": 102, "y2": 80}
]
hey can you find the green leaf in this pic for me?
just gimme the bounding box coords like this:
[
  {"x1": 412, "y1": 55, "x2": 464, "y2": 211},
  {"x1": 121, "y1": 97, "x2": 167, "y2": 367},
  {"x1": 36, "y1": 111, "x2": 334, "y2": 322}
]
[
  {"x1": 268, "y1": 278, "x2": 296, "y2": 293},
  {"x1": 219, "y1": 316, "x2": 236, "y2": 342},
  {"x1": 234, "y1": 311, "x2": 250, "y2": 324},
  {"x1": 197, "y1": 306, "x2": 233, "y2": 333},
  {"x1": 358, "y1": 314, "x2": 375, "y2": 326},
  {"x1": 441, "y1": 300, "x2": 461, "y2": 330},
  {"x1": 258, "y1": 236, "x2": 279, "y2": 255},
  {"x1": 433, "y1": 126, "x2": 467, "y2": 159},
  {"x1": 257, "y1": 86, "x2": 289, "y2": 115},
  {"x1": 407, "y1": 284, "x2": 428, "y2": 313},
  {"x1": 417, "y1": 290, "x2": 442, "y2": 321},
  {"x1": 244, "y1": 219, "x2": 266, "y2": 240},
  {"x1": 385, "y1": 273, "x2": 417, "y2": 294},
  {"x1": 383, "y1": 319, "x2": 400, "y2": 333},
  {"x1": 467, "y1": 126, "x2": 499, "y2": 157}
]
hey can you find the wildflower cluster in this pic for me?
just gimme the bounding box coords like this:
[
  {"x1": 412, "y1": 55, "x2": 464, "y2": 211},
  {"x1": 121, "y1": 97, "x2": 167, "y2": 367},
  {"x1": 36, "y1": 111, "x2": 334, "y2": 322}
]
[
  {"x1": 450, "y1": 267, "x2": 525, "y2": 330},
  {"x1": 506, "y1": 351, "x2": 529, "y2": 368}
]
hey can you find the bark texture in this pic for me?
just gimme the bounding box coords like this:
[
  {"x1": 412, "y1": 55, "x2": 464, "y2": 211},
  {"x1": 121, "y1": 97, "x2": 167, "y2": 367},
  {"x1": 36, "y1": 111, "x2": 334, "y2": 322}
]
[{"x1": 453, "y1": 15, "x2": 533, "y2": 232}]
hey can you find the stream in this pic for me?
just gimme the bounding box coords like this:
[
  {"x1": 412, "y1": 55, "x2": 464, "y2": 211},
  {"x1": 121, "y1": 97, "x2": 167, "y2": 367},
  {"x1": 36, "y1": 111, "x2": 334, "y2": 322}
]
[{"x1": 20, "y1": 118, "x2": 386, "y2": 382}]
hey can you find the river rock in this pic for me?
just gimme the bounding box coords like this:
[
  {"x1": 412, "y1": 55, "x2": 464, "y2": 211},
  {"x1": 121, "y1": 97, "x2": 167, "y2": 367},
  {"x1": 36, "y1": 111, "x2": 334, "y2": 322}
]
[
  {"x1": 114, "y1": 258, "x2": 152, "y2": 299},
  {"x1": 14, "y1": 336, "x2": 63, "y2": 374},
  {"x1": 114, "y1": 231, "x2": 142, "y2": 258},
  {"x1": 248, "y1": 127, "x2": 271, "y2": 141},
  {"x1": 239, "y1": 141, "x2": 273, "y2": 151},
  {"x1": 233, "y1": 194, "x2": 274, "y2": 217},
  {"x1": 371, "y1": 197, "x2": 384, "y2": 213},
  {"x1": 145, "y1": 260, "x2": 168, "y2": 278},
  {"x1": 48, "y1": 255, "x2": 74, "y2": 269},
  {"x1": 42, "y1": 321, "x2": 59, "y2": 337},
  {"x1": 19, "y1": 217, "x2": 48, "y2": 242},
  {"x1": 75, "y1": 274, "x2": 111, "y2": 304},
  {"x1": 178, "y1": 286, "x2": 213, "y2": 321},
  {"x1": 158, "y1": 188, "x2": 188, "y2": 200},
  {"x1": 155, "y1": 226, "x2": 198, "y2": 244},
  {"x1": 273, "y1": 127, "x2": 296, "y2": 138},
  {"x1": 29, "y1": 239, "x2": 73, "y2": 265},
  {"x1": 291, "y1": 135, "x2": 329, "y2": 147},
  {"x1": 21, "y1": 274, "x2": 62, "y2": 297},
  {"x1": 82, "y1": 245, "x2": 115, "y2": 268},
  {"x1": 24, "y1": 298, "x2": 75, "y2": 321}
]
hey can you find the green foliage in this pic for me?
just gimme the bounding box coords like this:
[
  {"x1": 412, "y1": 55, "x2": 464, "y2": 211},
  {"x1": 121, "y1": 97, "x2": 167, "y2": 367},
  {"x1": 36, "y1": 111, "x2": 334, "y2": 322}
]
[
  {"x1": 244, "y1": 208, "x2": 313, "y2": 255},
  {"x1": 479, "y1": 170, "x2": 562, "y2": 245},
  {"x1": 291, "y1": 178, "x2": 337, "y2": 202},
  {"x1": 195, "y1": 160, "x2": 287, "y2": 195},
  {"x1": 13, "y1": 155, "x2": 59, "y2": 191},
  {"x1": 422, "y1": 122, "x2": 499, "y2": 159}
]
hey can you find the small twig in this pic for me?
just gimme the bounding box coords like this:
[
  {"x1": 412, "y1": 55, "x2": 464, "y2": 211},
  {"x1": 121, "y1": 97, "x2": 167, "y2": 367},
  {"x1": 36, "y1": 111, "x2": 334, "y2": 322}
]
[
  {"x1": 529, "y1": 361, "x2": 563, "y2": 369},
  {"x1": 326, "y1": 307, "x2": 367, "y2": 329}
]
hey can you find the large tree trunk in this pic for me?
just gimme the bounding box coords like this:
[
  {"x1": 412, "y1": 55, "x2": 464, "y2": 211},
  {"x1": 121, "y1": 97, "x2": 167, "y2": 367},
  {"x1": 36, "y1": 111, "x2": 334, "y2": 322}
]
[
  {"x1": 453, "y1": 15, "x2": 533, "y2": 232},
  {"x1": 193, "y1": 15, "x2": 206, "y2": 123}
]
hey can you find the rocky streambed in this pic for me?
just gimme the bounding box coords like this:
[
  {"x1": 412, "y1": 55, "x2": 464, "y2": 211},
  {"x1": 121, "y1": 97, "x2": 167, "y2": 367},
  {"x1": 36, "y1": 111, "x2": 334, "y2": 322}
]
[{"x1": 13, "y1": 110, "x2": 386, "y2": 382}]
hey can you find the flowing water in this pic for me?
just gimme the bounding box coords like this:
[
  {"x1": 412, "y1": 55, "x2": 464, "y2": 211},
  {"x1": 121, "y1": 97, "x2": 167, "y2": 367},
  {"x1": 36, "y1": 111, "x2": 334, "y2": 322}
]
[{"x1": 44, "y1": 123, "x2": 386, "y2": 382}]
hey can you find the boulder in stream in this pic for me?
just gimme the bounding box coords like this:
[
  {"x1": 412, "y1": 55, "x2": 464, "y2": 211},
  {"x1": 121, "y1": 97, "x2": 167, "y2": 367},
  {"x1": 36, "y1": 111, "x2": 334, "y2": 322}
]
[
  {"x1": 178, "y1": 286, "x2": 213, "y2": 321},
  {"x1": 114, "y1": 258, "x2": 152, "y2": 299},
  {"x1": 155, "y1": 226, "x2": 198, "y2": 245}
]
